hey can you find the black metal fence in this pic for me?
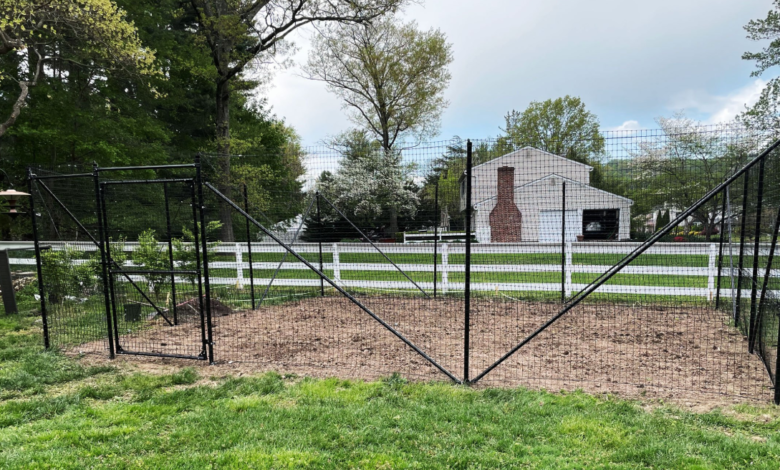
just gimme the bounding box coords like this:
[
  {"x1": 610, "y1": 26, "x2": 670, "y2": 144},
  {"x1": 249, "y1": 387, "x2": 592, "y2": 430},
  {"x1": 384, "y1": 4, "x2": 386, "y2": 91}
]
[{"x1": 24, "y1": 124, "x2": 780, "y2": 404}]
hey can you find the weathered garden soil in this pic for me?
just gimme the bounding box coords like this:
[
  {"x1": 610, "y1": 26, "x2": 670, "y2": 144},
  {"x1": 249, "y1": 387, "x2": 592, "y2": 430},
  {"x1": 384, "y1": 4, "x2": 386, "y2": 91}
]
[{"x1": 78, "y1": 296, "x2": 774, "y2": 405}]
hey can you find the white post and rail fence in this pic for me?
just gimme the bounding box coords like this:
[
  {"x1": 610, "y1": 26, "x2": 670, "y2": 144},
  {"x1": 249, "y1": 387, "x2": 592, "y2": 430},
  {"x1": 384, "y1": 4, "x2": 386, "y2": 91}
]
[{"x1": 5, "y1": 241, "x2": 776, "y2": 300}]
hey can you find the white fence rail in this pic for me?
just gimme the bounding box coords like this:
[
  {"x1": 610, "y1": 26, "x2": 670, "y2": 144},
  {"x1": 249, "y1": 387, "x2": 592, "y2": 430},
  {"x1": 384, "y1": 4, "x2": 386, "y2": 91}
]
[{"x1": 6, "y1": 241, "x2": 776, "y2": 299}]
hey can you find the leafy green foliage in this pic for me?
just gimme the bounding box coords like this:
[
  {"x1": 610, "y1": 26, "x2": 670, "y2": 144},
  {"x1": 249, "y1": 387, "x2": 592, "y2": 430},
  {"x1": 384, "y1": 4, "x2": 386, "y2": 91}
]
[
  {"x1": 0, "y1": 0, "x2": 157, "y2": 136},
  {"x1": 132, "y1": 230, "x2": 170, "y2": 300},
  {"x1": 741, "y1": 1, "x2": 780, "y2": 132},
  {"x1": 498, "y1": 95, "x2": 605, "y2": 161},
  {"x1": 172, "y1": 221, "x2": 222, "y2": 286},
  {"x1": 629, "y1": 115, "x2": 752, "y2": 240},
  {"x1": 40, "y1": 245, "x2": 99, "y2": 304}
]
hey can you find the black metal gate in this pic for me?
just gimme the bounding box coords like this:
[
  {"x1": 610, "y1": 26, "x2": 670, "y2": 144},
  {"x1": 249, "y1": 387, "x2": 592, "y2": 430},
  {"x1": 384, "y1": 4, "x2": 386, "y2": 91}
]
[
  {"x1": 29, "y1": 163, "x2": 213, "y2": 362},
  {"x1": 99, "y1": 177, "x2": 209, "y2": 360}
]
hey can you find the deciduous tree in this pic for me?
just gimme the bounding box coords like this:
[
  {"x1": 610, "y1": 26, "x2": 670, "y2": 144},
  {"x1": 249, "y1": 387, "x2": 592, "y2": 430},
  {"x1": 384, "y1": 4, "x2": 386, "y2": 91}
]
[
  {"x1": 186, "y1": 0, "x2": 406, "y2": 241},
  {"x1": 631, "y1": 116, "x2": 750, "y2": 241},
  {"x1": 304, "y1": 17, "x2": 453, "y2": 151},
  {"x1": 0, "y1": 0, "x2": 155, "y2": 136},
  {"x1": 741, "y1": 0, "x2": 780, "y2": 132},
  {"x1": 314, "y1": 129, "x2": 419, "y2": 237},
  {"x1": 497, "y1": 96, "x2": 607, "y2": 187}
]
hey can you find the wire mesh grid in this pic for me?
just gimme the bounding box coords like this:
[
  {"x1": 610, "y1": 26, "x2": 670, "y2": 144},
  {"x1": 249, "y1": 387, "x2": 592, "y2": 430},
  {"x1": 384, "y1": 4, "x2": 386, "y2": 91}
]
[
  {"x1": 28, "y1": 165, "x2": 108, "y2": 354},
  {"x1": 26, "y1": 124, "x2": 780, "y2": 402}
]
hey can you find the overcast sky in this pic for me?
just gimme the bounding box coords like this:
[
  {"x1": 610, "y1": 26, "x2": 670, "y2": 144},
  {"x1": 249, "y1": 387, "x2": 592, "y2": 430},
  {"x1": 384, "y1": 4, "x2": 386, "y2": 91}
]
[{"x1": 262, "y1": 0, "x2": 775, "y2": 147}]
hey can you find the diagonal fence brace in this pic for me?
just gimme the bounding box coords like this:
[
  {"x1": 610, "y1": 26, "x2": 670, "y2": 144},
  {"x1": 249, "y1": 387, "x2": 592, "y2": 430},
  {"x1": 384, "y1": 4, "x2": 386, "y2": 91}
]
[
  {"x1": 34, "y1": 178, "x2": 175, "y2": 327},
  {"x1": 470, "y1": 137, "x2": 780, "y2": 384},
  {"x1": 258, "y1": 195, "x2": 317, "y2": 306},
  {"x1": 205, "y1": 182, "x2": 462, "y2": 384},
  {"x1": 317, "y1": 192, "x2": 431, "y2": 299}
]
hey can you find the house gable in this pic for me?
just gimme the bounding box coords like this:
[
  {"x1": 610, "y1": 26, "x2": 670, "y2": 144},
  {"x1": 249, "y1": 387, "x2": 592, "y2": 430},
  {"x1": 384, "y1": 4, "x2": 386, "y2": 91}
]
[{"x1": 472, "y1": 146, "x2": 594, "y2": 172}]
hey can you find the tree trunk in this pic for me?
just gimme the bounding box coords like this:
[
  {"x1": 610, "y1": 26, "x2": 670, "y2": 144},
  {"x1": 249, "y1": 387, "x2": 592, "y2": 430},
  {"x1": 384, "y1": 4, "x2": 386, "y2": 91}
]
[
  {"x1": 387, "y1": 206, "x2": 398, "y2": 237},
  {"x1": 216, "y1": 79, "x2": 235, "y2": 242}
]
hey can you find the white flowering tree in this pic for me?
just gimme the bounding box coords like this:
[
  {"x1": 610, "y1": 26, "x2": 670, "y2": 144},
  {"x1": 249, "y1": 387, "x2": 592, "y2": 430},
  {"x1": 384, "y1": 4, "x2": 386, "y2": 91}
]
[{"x1": 317, "y1": 129, "x2": 419, "y2": 237}]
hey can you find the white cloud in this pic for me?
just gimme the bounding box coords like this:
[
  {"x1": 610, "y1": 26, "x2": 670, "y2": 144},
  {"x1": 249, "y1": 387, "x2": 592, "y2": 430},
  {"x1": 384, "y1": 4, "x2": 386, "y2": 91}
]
[
  {"x1": 258, "y1": 0, "x2": 770, "y2": 145},
  {"x1": 609, "y1": 120, "x2": 643, "y2": 131},
  {"x1": 668, "y1": 79, "x2": 767, "y2": 124}
]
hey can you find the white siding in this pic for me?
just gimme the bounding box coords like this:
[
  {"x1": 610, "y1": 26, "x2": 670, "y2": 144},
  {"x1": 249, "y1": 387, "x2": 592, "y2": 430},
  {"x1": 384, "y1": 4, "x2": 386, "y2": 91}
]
[{"x1": 475, "y1": 175, "x2": 633, "y2": 242}]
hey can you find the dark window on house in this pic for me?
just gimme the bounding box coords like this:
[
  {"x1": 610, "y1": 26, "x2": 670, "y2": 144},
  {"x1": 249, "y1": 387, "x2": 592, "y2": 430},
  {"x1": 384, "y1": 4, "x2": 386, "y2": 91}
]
[{"x1": 582, "y1": 209, "x2": 619, "y2": 240}]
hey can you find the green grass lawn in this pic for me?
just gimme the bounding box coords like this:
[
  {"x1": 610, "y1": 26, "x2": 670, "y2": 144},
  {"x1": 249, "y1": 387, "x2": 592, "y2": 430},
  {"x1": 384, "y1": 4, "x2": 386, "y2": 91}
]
[
  {"x1": 228, "y1": 268, "x2": 707, "y2": 289},
  {"x1": 1, "y1": 313, "x2": 779, "y2": 469}
]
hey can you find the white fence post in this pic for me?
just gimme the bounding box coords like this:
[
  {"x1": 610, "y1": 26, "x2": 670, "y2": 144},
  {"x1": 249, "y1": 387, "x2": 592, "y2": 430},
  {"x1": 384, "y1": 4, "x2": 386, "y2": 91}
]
[
  {"x1": 708, "y1": 243, "x2": 717, "y2": 301},
  {"x1": 565, "y1": 242, "x2": 573, "y2": 298},
  {"x1": 235, "y1": 243, "x2": 243, "y2": 287},
  {"x1": 441, "y1": 243, "x2": 449, "y2": 294},
  {"x1": 332, "y1": 243, "x2": 341, "y2": 282}
]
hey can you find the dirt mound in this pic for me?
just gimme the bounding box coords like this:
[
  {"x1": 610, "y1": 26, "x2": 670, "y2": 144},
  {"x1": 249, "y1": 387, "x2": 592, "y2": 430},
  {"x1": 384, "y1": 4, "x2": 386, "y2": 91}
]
[{"x1": 175, "y1": 296, "x2": 234, "y2": 317}]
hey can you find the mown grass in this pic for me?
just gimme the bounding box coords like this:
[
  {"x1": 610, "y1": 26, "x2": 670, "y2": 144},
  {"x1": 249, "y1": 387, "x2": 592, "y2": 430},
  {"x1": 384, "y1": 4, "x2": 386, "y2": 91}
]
[
  {"x1": 221, "y1": 251, "x2": 717, "y2": 267},
  {"x1": 227, "y1": 268, "x2": 708, "y2": 288},
  {"x1": 1, "y1": 313, "x2": 779, "y2": 468}
]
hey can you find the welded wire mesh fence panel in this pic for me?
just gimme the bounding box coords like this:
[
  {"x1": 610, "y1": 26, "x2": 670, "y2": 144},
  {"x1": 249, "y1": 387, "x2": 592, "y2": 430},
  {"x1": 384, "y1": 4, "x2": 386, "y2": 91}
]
[
  {"x1": 749, "y1": 151, "x2": 780, "y2": 395},
  {"x1": 29, "y1": 166, "x2": 108, "y2": 354},
  {"x1": 26, "y1": 123, "x2": 780, "y2": 402},
  {"x1": 200, "y1": 142, "x2": 466, "y2": 381},
  {"x1": 3, "y1": 248, "x2": 38, "y2": 315},
  {"x1": 468, "y1": 127, "x2": 776, "y2": 401}
]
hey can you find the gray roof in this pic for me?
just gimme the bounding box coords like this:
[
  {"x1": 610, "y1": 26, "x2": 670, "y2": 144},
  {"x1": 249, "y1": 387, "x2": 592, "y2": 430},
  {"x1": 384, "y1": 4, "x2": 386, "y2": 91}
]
[{"x1": 474, "y1": 173, "x2": 633, "y2": 207}]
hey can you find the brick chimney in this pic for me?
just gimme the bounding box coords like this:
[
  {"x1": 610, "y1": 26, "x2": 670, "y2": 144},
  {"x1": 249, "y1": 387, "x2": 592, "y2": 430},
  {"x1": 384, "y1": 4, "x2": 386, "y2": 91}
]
[{"x1": 489, "y1": 166, "x2": 522, "y2": 242}]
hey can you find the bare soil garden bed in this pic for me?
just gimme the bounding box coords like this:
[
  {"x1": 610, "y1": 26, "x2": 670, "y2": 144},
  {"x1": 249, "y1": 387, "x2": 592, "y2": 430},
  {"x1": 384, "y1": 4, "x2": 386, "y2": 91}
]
[{"x1": 79, "y1": 296, "x2": 774, "y2": 404}]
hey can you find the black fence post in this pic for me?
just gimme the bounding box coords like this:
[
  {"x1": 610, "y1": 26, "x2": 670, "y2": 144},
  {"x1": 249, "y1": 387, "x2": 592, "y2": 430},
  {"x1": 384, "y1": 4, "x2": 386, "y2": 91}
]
[
  {"x1": 243, "y1": 183, "x2": 256, "y2": 309},
  {"x1": 27, "y1": 170, "x2": 50, "y2": 349},
  {"x1": 163, "y1": 182, "x2": 178, "y2": 325},
  {"x1": 92, "y1": 163, "x2": 115, "y2": 359},
  {"x1": 715, "y1": 188, "x2": 728, "y2": 309},
  {"x1": 561, "y1": 181, "x2": 566, "y2": 303},
  {"x1": 99, "y1": 181, "x2": 121, "y2": 352},
  {"x1": 434, "y1": 181, "x2": 439, "y2": 299},
  {"x1": 756, "y1": 205, "x2": 780, "y2": 357},
  {"x1": 195, "y1": 155, "x2": 215, "y2": 363},
  {"x1": 316, "y1": 192, "x2": 324, "y2": 297},
  {"x1": 464, "y1": 140, "x2": 473, "y2": 383},
  {"x1": 775, "y1": 315, "x2": 780, "y2": 405},
  {"x1": 749, "y1": 158, "x2": 766, "y2": 354},
  {"x1": 190, "y1": 181, "x2": 208, "y2": 361},
  {"x1": 735, "y1": 172, "x2": 751, "y2": 325}
]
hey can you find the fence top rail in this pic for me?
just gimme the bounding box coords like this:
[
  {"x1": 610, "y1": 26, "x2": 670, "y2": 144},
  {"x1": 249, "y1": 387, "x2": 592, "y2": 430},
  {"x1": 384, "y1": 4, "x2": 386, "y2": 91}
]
[
  {"x1": 29, "y1": 172, "x2": 94, "y2": 180},
  {"x1": 101, "y1": 178, "x2": 194, "y2": 185},
  {"x1": 95, "y1": 164, "x2": 196, "y2": 172},
  {"x1": 13, "y1": 240, "x2": 778, "y2": 255}
]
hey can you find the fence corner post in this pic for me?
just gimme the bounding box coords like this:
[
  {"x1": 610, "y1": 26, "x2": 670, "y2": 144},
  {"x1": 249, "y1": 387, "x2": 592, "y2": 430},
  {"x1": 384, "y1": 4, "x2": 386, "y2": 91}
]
[
  {"x1": 464, "y1": 139, "x2": 473, "y2": 383},
  {"x1": 27, "y1": 169, "x2": 50, "y2": 350}
]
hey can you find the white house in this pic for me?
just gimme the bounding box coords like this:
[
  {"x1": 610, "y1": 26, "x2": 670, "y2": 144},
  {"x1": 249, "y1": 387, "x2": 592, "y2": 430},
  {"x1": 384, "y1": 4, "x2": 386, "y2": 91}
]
[{"x1": 460, "y1": 147, "x2": 633, "y2": 243}]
